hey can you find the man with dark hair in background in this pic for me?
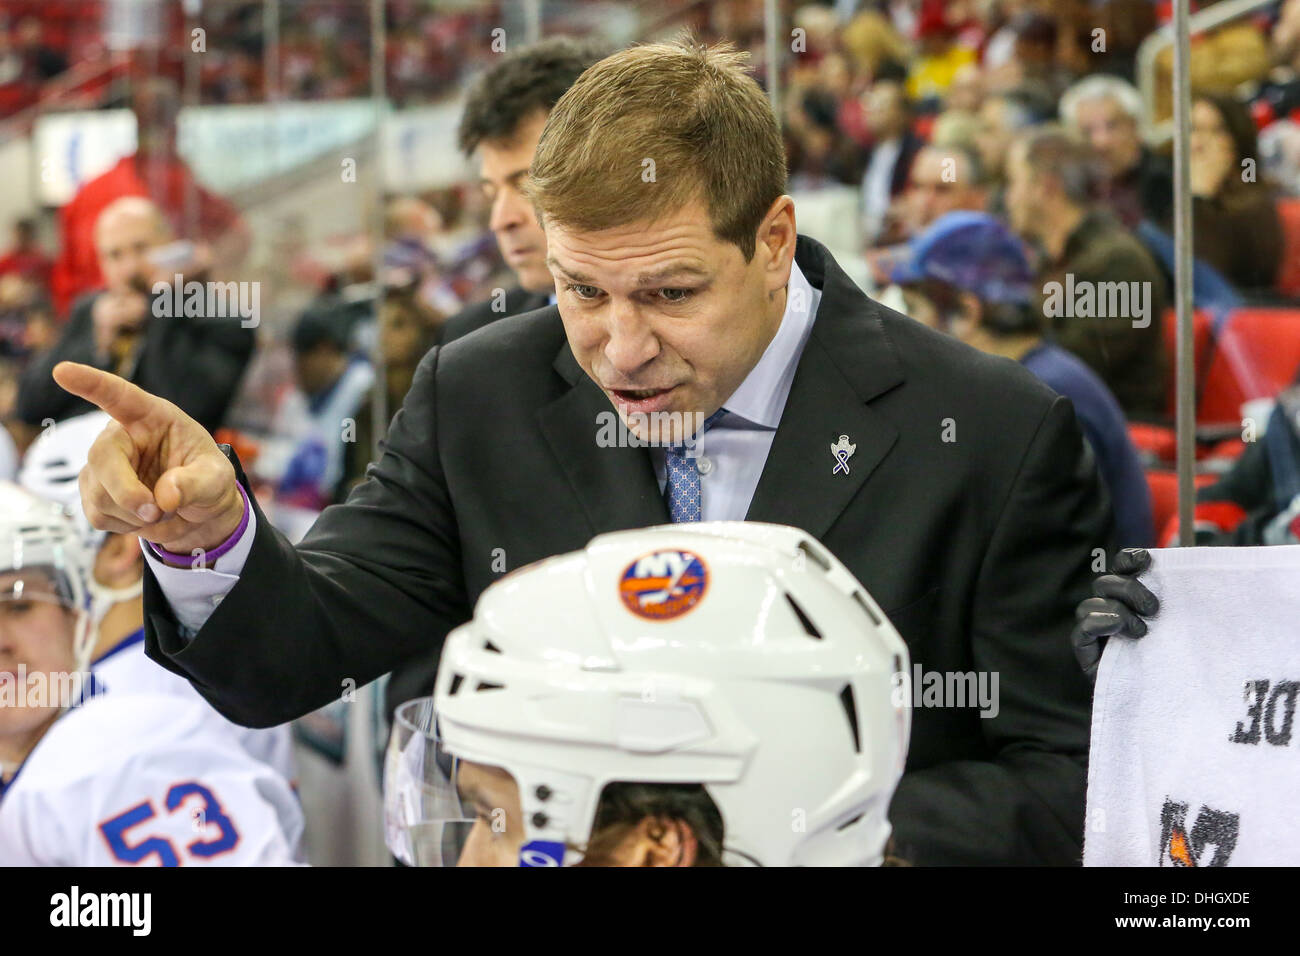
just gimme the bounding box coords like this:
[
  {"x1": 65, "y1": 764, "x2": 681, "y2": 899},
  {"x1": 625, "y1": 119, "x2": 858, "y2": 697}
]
[
  {"x1": 438, "y1": 36, "x2": 606, "y2": 344},
  {"x1": 1004, "y1": 127, "x2": 1168, "y2": 419}
]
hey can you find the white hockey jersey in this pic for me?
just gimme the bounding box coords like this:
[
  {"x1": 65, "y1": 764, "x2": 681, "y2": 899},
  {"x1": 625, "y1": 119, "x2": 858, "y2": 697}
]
[
  {"x1": 93, "y1": 629, "x2": 297, "y2": 785},
  {"x1": 0, "y1": 693, "x2": 304, "y2": 866}
]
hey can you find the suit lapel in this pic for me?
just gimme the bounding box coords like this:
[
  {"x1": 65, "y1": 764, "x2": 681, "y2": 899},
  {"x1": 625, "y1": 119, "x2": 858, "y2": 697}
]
[
  {"x1": 744, "y1": 334, "x2": 898, "y2": 537},
  {"x1": 746, "y1": 237, "x2": 905, "y2": 538},
  {"x1": 537, "y1": 345, "x2": 669, "y2": 535}
]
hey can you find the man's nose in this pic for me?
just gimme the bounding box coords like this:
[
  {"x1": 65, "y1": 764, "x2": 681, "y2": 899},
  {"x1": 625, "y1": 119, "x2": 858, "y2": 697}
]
[
  {"x1": 603, "y1": 299, "x2": 660, "y2": 376},
  {"x1": 489, "y1": 187, "x2": 529, "y2": 234}
]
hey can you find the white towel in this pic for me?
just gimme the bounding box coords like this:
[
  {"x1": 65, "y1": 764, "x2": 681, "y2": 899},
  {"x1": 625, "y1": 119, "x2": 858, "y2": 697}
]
[{"x1": 1084, "y1": 545, "x2": 1300, "y2": 866}]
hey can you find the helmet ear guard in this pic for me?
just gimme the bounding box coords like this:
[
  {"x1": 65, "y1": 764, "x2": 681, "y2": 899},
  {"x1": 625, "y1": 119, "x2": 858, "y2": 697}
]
[{"x1": 410, "y1": 521, "x2": 911, "y2": 868}]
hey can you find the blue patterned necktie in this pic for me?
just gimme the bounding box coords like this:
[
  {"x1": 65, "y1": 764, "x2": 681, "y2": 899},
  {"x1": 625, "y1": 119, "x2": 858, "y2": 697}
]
[{"x1": 665, "y1": 410, "x2": 725, "y2": 523}]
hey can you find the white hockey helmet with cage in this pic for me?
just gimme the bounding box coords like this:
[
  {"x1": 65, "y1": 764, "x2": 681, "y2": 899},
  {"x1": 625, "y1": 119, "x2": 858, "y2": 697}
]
[
  {"x1": 17, "y1": 411, "x2": 111, "y2": 555},
  {"x1": 430, "y1": 520, "x2": 911, "y2": 867},
  {"x1": 0, "y1": 482, "x2": 95, "y2": 674}
]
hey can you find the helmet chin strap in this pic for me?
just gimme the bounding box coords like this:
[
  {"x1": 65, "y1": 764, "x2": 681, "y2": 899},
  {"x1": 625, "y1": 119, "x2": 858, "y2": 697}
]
[{"x1": 87, "y1": 576, "x2": 144, "y2": 629}]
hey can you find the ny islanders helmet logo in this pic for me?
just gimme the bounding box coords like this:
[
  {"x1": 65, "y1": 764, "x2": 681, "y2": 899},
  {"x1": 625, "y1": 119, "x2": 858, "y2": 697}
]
[{"x1": 619, "y1": 549, "x2": 709, "y2": 620}]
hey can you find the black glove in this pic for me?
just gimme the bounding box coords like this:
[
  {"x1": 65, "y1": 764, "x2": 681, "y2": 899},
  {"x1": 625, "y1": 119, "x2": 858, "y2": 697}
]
[{"x1": 1071, "y1": 548, "x2": 1160, "y2": 684}]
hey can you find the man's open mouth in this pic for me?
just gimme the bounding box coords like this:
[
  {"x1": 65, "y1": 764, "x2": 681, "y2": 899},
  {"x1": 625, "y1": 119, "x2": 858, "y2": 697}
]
[{"x1": 612, "y1": 387, "x2": 671, "y2": 401}]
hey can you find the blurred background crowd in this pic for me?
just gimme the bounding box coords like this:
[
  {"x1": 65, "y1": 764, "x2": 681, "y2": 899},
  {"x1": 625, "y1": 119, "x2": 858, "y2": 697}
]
[{"x1": 3, "y1": 0, "x2": 1300, "y2": 860}]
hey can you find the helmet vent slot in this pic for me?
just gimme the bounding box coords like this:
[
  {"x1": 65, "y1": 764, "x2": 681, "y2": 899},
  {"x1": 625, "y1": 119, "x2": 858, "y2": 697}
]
[
  {"x1": 797, "y1": 540, "x2": 831, "y2": 572},
  {"x1": 475, "y1": 681, "x2": 505, "y2": 692},
  {"x1": 852, "y1": 591, "x2": 882, "y2": 627},
  {"x1": 448, "y1": 673, "x2": 464, "y2": 696},
  {"x1": 836, "y1": 812, "x2": 865, "y2": 832},
  {"x1": 483, "y1": 640, "x2": 502, "y2": 654},
  {"x1": 785, "y1": 593, "x2": 822, "y2": 639},
  {"x1": 839, "y1": 684, "x2": 862, "y2": 753}
]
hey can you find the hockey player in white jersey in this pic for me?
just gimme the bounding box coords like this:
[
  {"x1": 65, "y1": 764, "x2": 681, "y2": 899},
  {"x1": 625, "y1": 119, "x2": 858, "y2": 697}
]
[
  {"x1": 384, "y1": 522, "x2": 912, "y2": 867},
  {"x1": 0, "y1": 483, "x2": 304, "y2": 865},
  {"x1": 19, "y1": 412, "x2": 295, "y2": 785}
]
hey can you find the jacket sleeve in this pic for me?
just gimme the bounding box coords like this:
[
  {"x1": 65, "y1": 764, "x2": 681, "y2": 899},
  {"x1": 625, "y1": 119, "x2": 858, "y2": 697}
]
[
  {"x1": 15, "y1": 296, "x2": 102, "y2": 426},
  {"x1": 143, "y1": 345, "x2": 470, "y2": 727},
  {"x1": 888, "y1": 396, "x2": 1111, "y2": 865}
]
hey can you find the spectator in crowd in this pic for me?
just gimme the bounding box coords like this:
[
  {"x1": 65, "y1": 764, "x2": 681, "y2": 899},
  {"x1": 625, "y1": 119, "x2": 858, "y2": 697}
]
[
  {"x1": 50, "y1": 78, "x2": 251, "y2": 318},
  {"x1": 906, "y1": 0, "x2": 977, "y2": 107},
  {"x1": 1060, "y1": 75, "x2": 1173, "y2": 227},
  {"x1": 981, "y1": 10, "x2": 1073, "y2": 101},
  {"x1": 1004, "y1": 127, "x2": 1168, "y2": 418},
  {"x1": 264, "y1": 300, "x2": 374, "y2": 511},
  {"x1": 0, "y1": 271, "x2": 53, "y2": 361},
  {"x1": 438, "y1": 37, "x2": 606, "y2": 345},
  {"x1": 1181, "y1": 92, "x2": 1283, "y2": 295},
  {"x1": 786, "y1": 85, "x2": 867, "y2": 189},
  {"x1": 930, "y1": 107, "x2": 982, "y2": 156},
  {"x1": 1153, "y1": 0, "x2": 1270, "y2": 124},
  {"x1": 382, "y1": 196, "x2": 445, "y2": 313},
  {"x1": 0, "y1": 218, "x2": 52, "y2": 288},
  {"x1": 976, "y1": 86, "x2": 1053, "y2": 213},
  {"x1": 11, "y1": 16, "x2": 67, "y2": 83},
  {"x1": 346, "y1": 291, "x2": 440, "y2": 490},
  {"x1": 842, "y1": 6, "x2": 912, "y2": 81},
  {"x1": 895, "y1": 211, "x2": 1154, "y2": 547},
  {"x1": 860, "y1": 79, "x2": 923, "y2": 245},
  {"x1": 1172, "y1": 381, "x2": 1300, "y2": 546},
  {"x1": 899, "y1": 143, "x2": 987, "y2": 237},
  {"x1": 18, "y1": 197, "x2": 255, "y2": 433},
  {"x1": 1274, "y1": 0, "x2": 1300, "y2": 72}
]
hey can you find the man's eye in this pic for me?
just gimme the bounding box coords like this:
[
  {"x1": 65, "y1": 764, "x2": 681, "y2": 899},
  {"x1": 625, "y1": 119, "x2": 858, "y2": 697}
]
[
  {"x1": 658, "y1": 288, "x2": 694, "y2": 303},
  {"x1": 567, "y1": 284, "x2": 601, "y2": 300}
]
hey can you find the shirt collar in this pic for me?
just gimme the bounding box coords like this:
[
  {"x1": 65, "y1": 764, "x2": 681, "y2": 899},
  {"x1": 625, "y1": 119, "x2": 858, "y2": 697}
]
[{"x1": 718, "y1": 259, "x2": 820, "y2": 429}]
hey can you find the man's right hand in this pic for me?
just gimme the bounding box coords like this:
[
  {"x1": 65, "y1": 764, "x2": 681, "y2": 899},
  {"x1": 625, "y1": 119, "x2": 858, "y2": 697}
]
[
  {"x1": 52, "y1": 361, "x2": 246, "y2": 556},
  {"x1": 91, "y1": 291, "x2": 148, "y2": 359},
  {"x1": 1072, "y1": 548, "x2": 1160, "y2": 684}
]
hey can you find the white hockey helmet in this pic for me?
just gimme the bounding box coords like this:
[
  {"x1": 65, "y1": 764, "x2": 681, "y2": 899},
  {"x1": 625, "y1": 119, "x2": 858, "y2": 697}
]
[
  {"x1": 430, "y1": 521, "x2": 911, "y2": 867},
  {"x1": 17, "y1": 411, "x2": 112, "y2": 554},
  {"x1": 0, "y1": 482, "x2": 95, "y2": 673}
]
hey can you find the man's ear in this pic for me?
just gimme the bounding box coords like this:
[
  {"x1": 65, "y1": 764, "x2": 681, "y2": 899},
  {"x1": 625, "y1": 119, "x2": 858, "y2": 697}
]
[
  {"x1": 630, "y1": 816, "x2": 699, "y2": 868},
  {"x1": 757, "y1": 195, "x2": 797, "y2": 296},
  {"x1": 95, "y1": 531, "x2": 144, "y2": 588}
]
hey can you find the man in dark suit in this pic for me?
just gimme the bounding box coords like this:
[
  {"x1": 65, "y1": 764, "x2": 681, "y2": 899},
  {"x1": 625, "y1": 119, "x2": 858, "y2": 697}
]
[
  {"x1": 438, "y1": 37, "x2": 604, "y2": 345},
  {"x1": 57, "y1": 38, "x2": 1110, "y2": 865},
  {"x1": 19, "y1": 196, "x2": 254, "y2": 434}
]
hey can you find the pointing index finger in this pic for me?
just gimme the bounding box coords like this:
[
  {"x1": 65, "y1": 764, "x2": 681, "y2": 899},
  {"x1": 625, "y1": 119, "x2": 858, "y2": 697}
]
[{"x1": 52, "y1": 362, "x2": 161, "y2": 426}]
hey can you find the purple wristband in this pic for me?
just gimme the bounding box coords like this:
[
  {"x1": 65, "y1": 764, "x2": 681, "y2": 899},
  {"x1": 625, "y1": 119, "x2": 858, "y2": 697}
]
[{"x1": 149, "y1": 482, "x2": 251, "y2": 569}]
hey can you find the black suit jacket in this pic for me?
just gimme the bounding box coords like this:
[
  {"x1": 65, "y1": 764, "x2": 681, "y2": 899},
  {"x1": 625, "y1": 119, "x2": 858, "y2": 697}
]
[
  {"x1": 19, "y1": 289, "x2": 255, "y2": 433},
  {"x1": 144, "y1": 236, "x2": 1111, "y2": 865},
  {"x1": 438, "y1": 287, "x2": 551, "y2": 345}
]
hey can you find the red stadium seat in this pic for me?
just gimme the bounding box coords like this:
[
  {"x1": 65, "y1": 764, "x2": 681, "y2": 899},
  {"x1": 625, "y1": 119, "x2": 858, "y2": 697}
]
[
  {"x1": 1275, "y1": 199, "x2": 1300, "y2": 299},
  {"x1": 1145, "y1": 470, "x2": 1217, "y2": 543},
  {"x1": 1198, "y1": 308, "x2": 1300, "y2": 424}
]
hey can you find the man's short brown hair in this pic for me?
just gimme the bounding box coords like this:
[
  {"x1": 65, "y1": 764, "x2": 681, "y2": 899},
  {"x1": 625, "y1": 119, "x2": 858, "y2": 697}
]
[
  {"x1": 524, "y1": 36, "x2": 787, "y2": 261},
  {"x1": 1016, "y1": 126, "x2": 1102, "y2": 206}
]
